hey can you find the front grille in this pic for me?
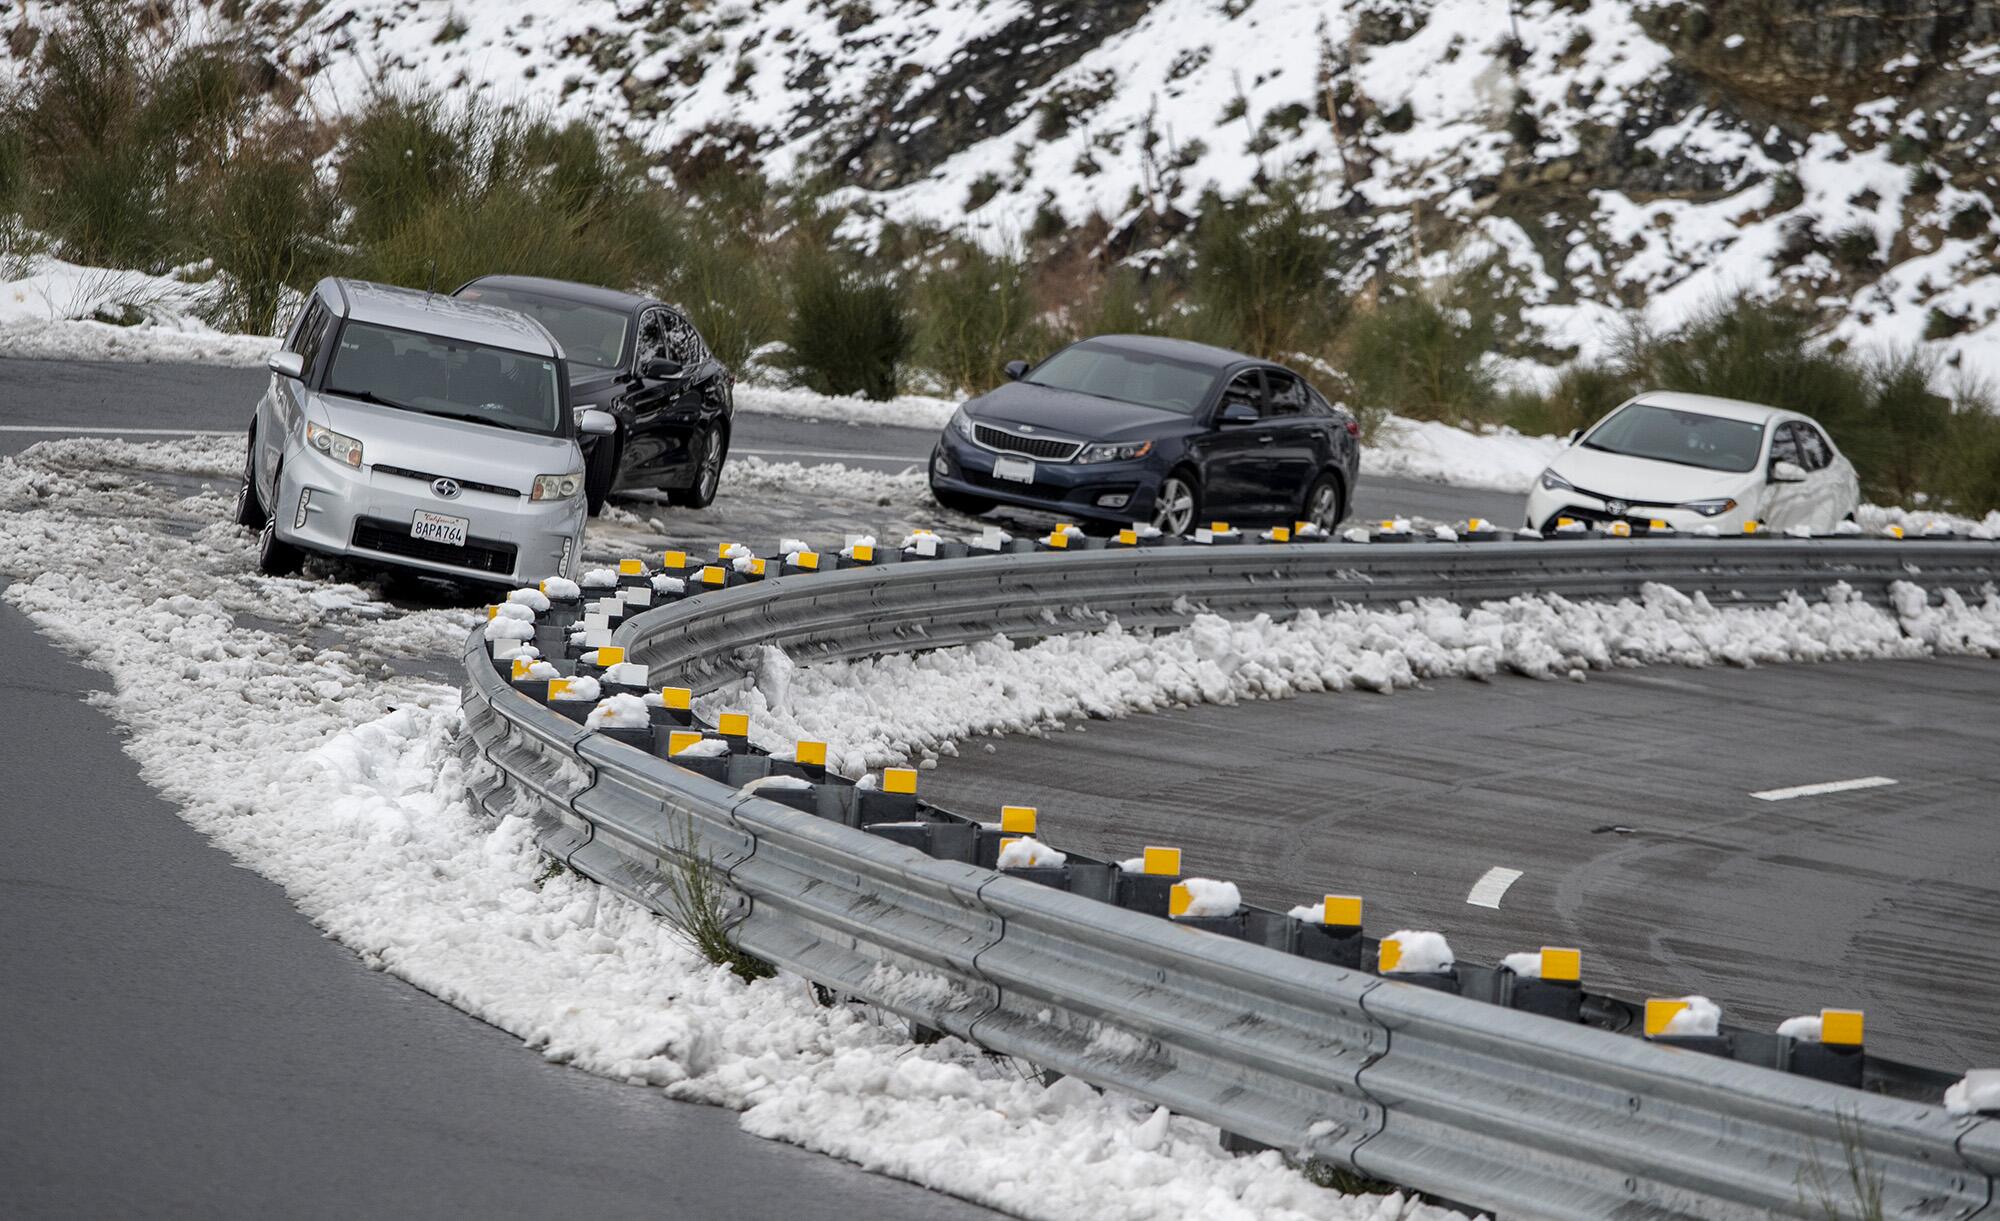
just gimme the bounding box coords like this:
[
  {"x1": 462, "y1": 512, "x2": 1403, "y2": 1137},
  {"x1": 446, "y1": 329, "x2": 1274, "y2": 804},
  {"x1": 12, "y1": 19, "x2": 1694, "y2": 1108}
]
[
  {"x1": 973, "y1": 424, "x2": 1080, "y2": 462},
  {"x1": 1568, "y1": 483, "x2": 1675, "y2": 512},
  {"x1": 351, "y1": 517, "x2": 518, "y2": 575},
  {"x1": 373, "y1": 464, "x2": 521, "y2": 498},
  {"x1": 1551, "y1": 504, "x2": 1669, "y2": 533}
]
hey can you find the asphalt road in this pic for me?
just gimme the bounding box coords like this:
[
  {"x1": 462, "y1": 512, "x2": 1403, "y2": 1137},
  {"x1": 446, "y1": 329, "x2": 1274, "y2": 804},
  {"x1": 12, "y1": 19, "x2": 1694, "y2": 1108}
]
[
  {"x1": 0, "y1": 356, "x2": 1520, "y2": 523},
  {"x1": 0, "y1": 596, "x2": 993, "y2": 1220},
  {"x1": 922, "y1": 656, "x2": 2000, "y2": 1072}
]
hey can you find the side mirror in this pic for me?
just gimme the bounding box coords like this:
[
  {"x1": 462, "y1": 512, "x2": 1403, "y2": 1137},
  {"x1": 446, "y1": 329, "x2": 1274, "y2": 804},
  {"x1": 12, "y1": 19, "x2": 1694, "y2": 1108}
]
[
  {"x1": 267, "y1": 350, "x2": 305, "y2": 380},
  {"x1": 1002, "y1": 359, "x2": 1030, "y2": 381},
  {"x1": 578, "y1": 409, "x2": 618, "y2": 436},
  {"x1": 1770, "y1": 459, "x2": 1807, "y2": 483},
  {"x1": 642, "y1": 357, "x2": 684, "y2": 381},
  {"x1": 1567, "y1": 428, "x2": 1584, "y2": 445},
  {"x1": 1218, "y1": 400, "x2": 1260, "y2": 426}
]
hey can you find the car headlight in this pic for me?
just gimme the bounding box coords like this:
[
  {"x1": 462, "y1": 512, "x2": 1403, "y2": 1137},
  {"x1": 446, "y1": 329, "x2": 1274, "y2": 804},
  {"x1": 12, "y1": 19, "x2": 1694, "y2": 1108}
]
[
  {"x1": 1075, "y1": 440, "x2": 1154, "y2": 464},
  {"x1": 1679, "y1": 497, "x2": 1738, "y2": 517},
  {"x1": 306, "y1": 422, "x2": 363, "y2": 467},
  {"x1": 1537, "y1": 468, "x2": 1573, "y2": 492},
  {"x1": 949, "y1": 407, "x2": 976, "y2": 440},
  {"x1": 531, "y1": 473, "x2": 584, "y2": 501}
]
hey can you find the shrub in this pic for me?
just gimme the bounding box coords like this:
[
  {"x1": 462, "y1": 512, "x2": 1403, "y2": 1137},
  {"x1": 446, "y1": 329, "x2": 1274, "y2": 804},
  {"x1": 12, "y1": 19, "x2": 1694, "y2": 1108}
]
[
  {"x1": 1622, "y1": 297, "x2": 1868, "y2": 441},
  {"x1": 783, "y1": 247, "x2": 909, "y2": 400},
  {"x1": 1845, "y1": 348, "x2": 1952, "y2": 505},
  {"x1": 193, "y1": 128, "x2": 339, "y2": 333},
  {"x1": 1502, "y1": 360, "x2": 1638, "y2": 437},
  {"x1": 337, "y1": 93, "x2": 479, "y2": 246},
  {"x1": 1187, "y1": 177, "x2": 1346, "y2": 360},
  {"x1": 914, "y1": 242, "x2": 1040, "y2": 394},
  {"x1": 1342, "y1": 291, "x2": 1496, "y2": 423},
  {"x1": 1935, "y1": 382, "x2": 2000, "y2": 515}
]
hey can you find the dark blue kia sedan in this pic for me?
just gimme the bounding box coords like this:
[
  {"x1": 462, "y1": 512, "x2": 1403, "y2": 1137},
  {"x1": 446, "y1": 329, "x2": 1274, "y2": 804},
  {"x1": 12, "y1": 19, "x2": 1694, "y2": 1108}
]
[{"x1": 928, "y1": 335, "x2": 1360, "y2": 534}]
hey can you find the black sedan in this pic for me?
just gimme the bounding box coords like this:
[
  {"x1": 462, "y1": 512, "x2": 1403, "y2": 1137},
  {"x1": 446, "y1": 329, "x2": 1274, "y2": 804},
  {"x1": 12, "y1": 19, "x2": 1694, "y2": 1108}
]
[
  {"x1": 928, "y1": 335, "x2": 1360, "y2": 534},
  {"x1": 453, "y1": 275, "x2": 734, "y2": 516}
]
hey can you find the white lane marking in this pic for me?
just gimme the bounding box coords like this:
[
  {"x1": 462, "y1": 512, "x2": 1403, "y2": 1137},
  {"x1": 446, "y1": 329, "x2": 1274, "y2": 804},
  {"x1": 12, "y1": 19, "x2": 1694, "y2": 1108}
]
[
  {"x1": 1751, "y1": 776, "x2": 1897, "y2": 802},
  {"x1": 1466, "y1": 866, "x2": 1523, "y2": 909},
  {"x1": 735, "y1": 445, "x2": 922, "y2": 465},
  {"x1": 0, "y1": 425, "x2": 233, "y2": 435}
]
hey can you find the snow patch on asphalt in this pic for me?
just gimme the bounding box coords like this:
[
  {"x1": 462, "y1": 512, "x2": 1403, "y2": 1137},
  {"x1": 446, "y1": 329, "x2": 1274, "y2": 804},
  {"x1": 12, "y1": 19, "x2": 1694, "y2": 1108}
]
[{"x1": 0, "y1": 435, "x2": 1446, "y2": 1221}]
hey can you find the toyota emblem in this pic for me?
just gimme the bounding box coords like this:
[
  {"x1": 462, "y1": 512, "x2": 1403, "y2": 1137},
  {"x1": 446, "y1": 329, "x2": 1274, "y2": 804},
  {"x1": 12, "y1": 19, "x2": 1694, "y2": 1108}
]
[
  {"x1": 432, "y1": 477, "x2": 461, "y2": 500},
  {"x1": 1606, "y1": 499, "x2": 1628, "y2": 517}
]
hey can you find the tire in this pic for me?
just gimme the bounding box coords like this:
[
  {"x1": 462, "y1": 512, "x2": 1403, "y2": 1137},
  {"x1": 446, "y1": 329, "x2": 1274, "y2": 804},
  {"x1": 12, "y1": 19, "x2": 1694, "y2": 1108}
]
[
  {"x1": 234, "y1": 425, "x2": 266, "y2": 529},
  {"x1": 1301, "y1": 471, "x2": 1345, "y2": 532},
  {"x1": 1151, "y1": 469, "x2": 1199, "y2": 537},
  {"x1": 668, "y1": 423, "x2": 727, "y2": 508},
  {"x1": 930, "y1": 484, "x2": 996, "y2": 517},
  {"x1": 584, "y1": 433, "x2": 618, "y2": 517},
  {"x1": 255, "y1": 463, "x2": 304, "y2": 576}
]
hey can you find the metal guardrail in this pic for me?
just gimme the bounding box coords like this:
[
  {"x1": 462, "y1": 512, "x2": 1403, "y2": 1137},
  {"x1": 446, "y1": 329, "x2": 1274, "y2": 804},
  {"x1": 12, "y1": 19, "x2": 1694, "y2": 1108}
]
[{"x1": 459, "y1": 537, "x2": 2000, "y2": 1219}]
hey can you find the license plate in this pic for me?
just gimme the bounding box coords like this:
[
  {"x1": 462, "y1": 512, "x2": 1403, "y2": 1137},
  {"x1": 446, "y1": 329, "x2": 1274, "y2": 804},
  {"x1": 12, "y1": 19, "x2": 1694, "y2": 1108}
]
[
  {"x1": 992, "y1": 456, "x2": 1036, "y2": 484},
  {"x1": 411, "y1": 510, "x2": 469, "y2": 546}
]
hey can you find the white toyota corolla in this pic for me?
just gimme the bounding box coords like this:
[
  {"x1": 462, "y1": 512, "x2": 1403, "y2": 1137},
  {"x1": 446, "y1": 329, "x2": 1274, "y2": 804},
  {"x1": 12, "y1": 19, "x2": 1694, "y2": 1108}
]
[{"x1": 1525, "y1": 391, "x2": 1861, "y2": 535}]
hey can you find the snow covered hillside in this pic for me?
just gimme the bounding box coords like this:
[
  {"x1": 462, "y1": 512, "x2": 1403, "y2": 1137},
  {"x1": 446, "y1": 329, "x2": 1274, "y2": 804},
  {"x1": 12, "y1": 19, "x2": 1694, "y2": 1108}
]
[{"x1": 7, "y1": 0, "x2": 1993, "y2": 371}]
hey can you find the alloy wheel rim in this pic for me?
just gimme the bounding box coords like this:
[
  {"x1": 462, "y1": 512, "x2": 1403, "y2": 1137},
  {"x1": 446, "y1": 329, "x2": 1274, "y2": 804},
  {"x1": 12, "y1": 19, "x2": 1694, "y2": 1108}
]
[
  {"x1": 701, "y1": 430, "x2": 723, "y2": 495},
  {"x1": 1311, "y1": 485, "x2": 1337, "y2": 528},
  {"x1": 1154, "y1": 479, "x2": 1194, "y2": 535}
]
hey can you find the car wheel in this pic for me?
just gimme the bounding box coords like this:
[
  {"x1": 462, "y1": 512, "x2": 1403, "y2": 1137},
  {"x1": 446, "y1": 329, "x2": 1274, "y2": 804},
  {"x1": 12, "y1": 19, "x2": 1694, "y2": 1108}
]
[
  {"x1": 930, "y1": 484, "x2": 996, "y2": 516},
  {"x1": 235, "y1": 425, "x2": 266, "y2": 529},
  {"x1": 1301, "y1": 471, "x2": 1345, "y2": 532},
  {"x1": 669, "y1": 424, "x2": 727, "y2": 508},
  {"x1": 584, "y1": 433, "x2": 618, "y2": 517},
  {"x1": 1152, "y1": 471, "x2": 1198, "y2": 537},
  {"x1": 255, "y1": 496, "x2": 304, "y2": 578}
]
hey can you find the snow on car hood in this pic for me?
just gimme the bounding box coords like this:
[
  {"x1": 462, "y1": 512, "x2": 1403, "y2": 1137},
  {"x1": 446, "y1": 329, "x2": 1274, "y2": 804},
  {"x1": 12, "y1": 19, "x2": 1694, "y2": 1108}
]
[
  {"x1": 1545, "y1": 443, "x2": 1753, "y2": 504},
  {"x1": 313, "y1": 392, "x2": 579, "y2": 490}
]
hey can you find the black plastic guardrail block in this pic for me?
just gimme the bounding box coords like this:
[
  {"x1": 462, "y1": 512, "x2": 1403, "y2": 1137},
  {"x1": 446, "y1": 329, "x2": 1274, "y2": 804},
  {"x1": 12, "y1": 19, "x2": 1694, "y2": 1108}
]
[
  {"x1": 547, "y1": 698, "x2": 596, "y2": 725},
  {"x1": 1117, "y1": 871, "x2": 1177, "y2": 917},
  {"x1": 1385, "y1": 967, "x2": 1461, "y2": 995},
  {"x1": 856, "y1": 789, "x2": 919, "y2": 825},
  {"x1": 1506, "y1": 975, "x2": 1584, "y2": 1023},
  {"x1": 509, "y1": 677, "x2": 555, "y2": 704},
  {"x1": 599, "y1": 680, "x2": 649, "y2": 699},
  {"x1": 860, "y1": 819, "x2": 975, "y2": 863},
  {"x1": 1458, "y1": 528, "x2": 1503, "y2": 543},
  {"x1": 597, "y1": 725, "x2": 652, "y2": 752},
  {"x1": 646, "y1": 703, "x2": 693, "y2": 729},
  {"x1": 865, "y1": 821, "x2": 931, "y2": 852},
  {"x1": 1293, "y1": 922, "x2": 1364, "y2": 969},
  {"x1": 755, "y1": 782, "x2": 820, "y2": 816},
  {"x1": 1001, "y1": 864, "x2": 1070, "y2": 890},
  {"x1": 925, "y1": 819, "x2": 977, "y2": 864},
  {"x1": 1783, "y1": 1039, "x2": 1865, "y2": 1089},
  {"x1": 1650, "y1": 1033, "x2": 1733, "y2": 1058},
  {"x1": 814, "y1": 785, "x2": 861, "y2": 827},
  {"x1": 1174, "y1": 912, "x2": 1247, "y2": 938},
  {"x1": 724, "y1": 754, "x2": 773, "y2": 787}
]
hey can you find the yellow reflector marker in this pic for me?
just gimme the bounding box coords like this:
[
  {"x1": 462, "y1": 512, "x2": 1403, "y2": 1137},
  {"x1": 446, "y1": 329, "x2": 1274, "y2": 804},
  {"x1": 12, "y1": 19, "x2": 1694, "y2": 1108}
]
[
  {"x1": 1540, "y1": 947, "x2": 1581, "y2": 982},
  {"x1": 1169, "y1": 883, "x2": 1193, "y2": 917},
  {"x1": 718, "y1": 542, "x2": 738, "y2": 558},
  {"x1": 1294, "y1": 520, "x2": 1310, "y2": 534},
  {"x1": 1047, "y1": 531, "x2": 1069, "y2": 549},
  {"x1": 795, "y1": 740, "x2": 827, "y2": 767},
  {"x1": 718, "y1": 712, "x2": 749, "y2": 738},
  {"x1": 1379, "y1": 938, "x2": 1403, "y2": 973},
  {"x1": 511, "y1": 657, "x2": 535, "y2": 679},
  {"x1": 794, "y1": 551, "x2": 820, "y2": 570},
  {"x1": 618, "y1": 558, "x2": 644, "y2": 575},
  {"x1": 596, "y1": 646, "x2": 625, "y2": 667},
  {"x1": 1000, "y1": 805, "x2": 1038, "y2": 834},
  {"x1": 1054, "y1": 521, "x2": 1072, "y2": 533},
  {"x1": 1608, "y1": 521, "x2": 1631, "y2": 537},
  {"x1": 1887, "y1": 524, "x2": 1905, "y2": 539},
  {"x1": 1211, "y1": 521, "x2": 1230, "y2": 533},
  {"x1": 667, "y1": 730, "x2": 704, "y2": 756},
  {"x1": 700, "y1": 565, "x2": 726, "y2": 586},
  {"x1": 1820, "y1": 1008, "x2": 1864, "y2": 1046},
  {"x1": 1742, "y1": 520, "x2": 1760, "y2": 535},
  {"x1": 1379, "y1": 519, "x2": 1395, "y2": 531},
  {"x1": 1644, "y1": 998, "x2": 1688, "y2": 1038},
  {"x1": 487, "y1": 605, "x2": 500, "y2": 620},
  {"x1": 882, "y1": 767, "x2": 917, "y2": 795},
  {"x1": 1467, "y1": 518, "x2": 1486, "y2": 533},
  {"x1": 660, "y1": 686, "x2": 692, "y2": 710},
  {"x1": 852, "y1": 543, "x2": 875, "y2": 562},
  {"x1": 1116, "y1": 529, "x2": 1138, "y2": 546},
  {"x1": 1556, "y1": 516, "x2": 1575, "y2": 528},
  {"x1": 662, "y1": 549, "x2": 687, "y2": 569},
  {"x1": 539, "y1": 579, "x2": 551, "y2": 593},
  {"x1": 1650, "y1": 519, "x2": 1669, "y2": 530},
  {"x1": 1270, "y1": 526, "x2": 1291, "y2": 542},
  {"x1": 547, "y1": 678, "x2": 573, "y2": 700},
  {"x1": 751, "y1": 558, "x2": 766, "y2": 576},
  {"x1": 1322, "y1": 894, "x2": 1363, "y2": 926},
  {"x1": 1141, "y1": 846, "x2": 1181, "y2": 876}
]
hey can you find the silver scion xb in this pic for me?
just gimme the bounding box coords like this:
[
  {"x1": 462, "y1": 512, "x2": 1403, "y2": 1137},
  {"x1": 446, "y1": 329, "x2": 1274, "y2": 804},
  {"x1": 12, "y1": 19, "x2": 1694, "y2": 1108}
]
[{"x1": 234, "y1": 277, "x2": 615, "y2": 587}]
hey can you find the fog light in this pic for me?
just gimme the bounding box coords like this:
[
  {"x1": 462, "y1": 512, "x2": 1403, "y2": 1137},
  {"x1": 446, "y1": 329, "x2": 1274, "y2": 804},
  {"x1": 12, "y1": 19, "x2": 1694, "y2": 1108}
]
[
  {"x1": 932, "y1": 451, "x2": 949, "y2": 476},
  {"x1": 293, "y1": 487, "x2": 311, "y2": 530},
  {"x1": 1096, "y1": 493, "x2": 1130, "y2": 508}
]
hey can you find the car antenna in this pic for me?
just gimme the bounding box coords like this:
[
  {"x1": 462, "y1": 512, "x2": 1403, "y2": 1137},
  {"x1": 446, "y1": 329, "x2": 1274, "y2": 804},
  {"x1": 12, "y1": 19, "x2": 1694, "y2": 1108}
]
[{"x1": 425, "y1": 258, "x2": 438, "y2": 301}]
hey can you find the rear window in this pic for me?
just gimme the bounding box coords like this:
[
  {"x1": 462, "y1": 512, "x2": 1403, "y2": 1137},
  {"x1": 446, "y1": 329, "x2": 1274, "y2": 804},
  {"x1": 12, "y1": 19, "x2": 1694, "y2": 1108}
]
[
  {"x1": 455, "y1": 286, "x2": 629, "y2": 370},
  {"x1": 1025, "y1": 343, "x2": 1219, "y2": 414},
  {"x1": 1581, "y1": 403, "x2": 1766, "y2": 473},
  {"x1": 325, "y1": 322, "x2": 564, "y2": 436}
]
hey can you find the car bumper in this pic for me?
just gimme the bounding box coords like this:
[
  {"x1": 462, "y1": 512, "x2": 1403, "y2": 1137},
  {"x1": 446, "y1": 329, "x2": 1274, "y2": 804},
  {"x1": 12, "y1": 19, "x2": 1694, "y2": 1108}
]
[
  {"x1": 276, "y1": 442, "x2": 585, "y2": 586},
  {"x1": 1524, "y1": 486, "x2": 1751, "y2": 534},
  {"x1": 931, "y1": 433, "x2": 1160, "y2": 523}
]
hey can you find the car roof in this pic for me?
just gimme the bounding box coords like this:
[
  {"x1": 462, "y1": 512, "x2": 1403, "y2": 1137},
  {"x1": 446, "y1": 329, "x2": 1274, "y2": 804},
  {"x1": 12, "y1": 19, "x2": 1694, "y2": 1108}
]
[
  {"x1": 328, "y1": 278, "x2": 564, "y2": 359},
  {"x1": 456, "y1": 274, "x2": 655, "y2": 314},
  {"x1": 1077, "y1": 333, "x2": 1255, "y2": 370},
  {"x1": 1628, "y1": 390, "x2": 1799, "y2": 424}
]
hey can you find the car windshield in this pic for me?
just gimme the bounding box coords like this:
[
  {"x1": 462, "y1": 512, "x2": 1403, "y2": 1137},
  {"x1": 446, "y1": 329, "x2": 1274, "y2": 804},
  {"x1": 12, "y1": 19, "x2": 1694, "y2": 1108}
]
[
  {"x1": 325, "y1": 322, "x2": 564, "y2": 436},
  {"x1": 1024, "y1": 343, "x2": 1219, "y2": 414},
  {"x1": 453, "y1": 286, "x2": 629, "y2": 370},
  {"x1": 1581, "y1": 403, "x2": 1766, "y2": 473}
]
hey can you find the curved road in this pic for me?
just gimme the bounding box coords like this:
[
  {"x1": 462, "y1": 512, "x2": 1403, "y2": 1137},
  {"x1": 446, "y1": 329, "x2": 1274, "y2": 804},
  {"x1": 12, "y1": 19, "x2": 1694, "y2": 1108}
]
[{"x1": 923, "y1": 655, "x2": 2000, "y2": 1072}]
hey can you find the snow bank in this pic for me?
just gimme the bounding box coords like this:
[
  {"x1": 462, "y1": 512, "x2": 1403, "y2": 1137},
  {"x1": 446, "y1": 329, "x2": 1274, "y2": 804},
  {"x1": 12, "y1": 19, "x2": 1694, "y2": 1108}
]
[
  {"x1": 1172, "y1": 878, "x2": 1243, "y2": 920},
  {"x1": 1382, "y1": 931, "x2": 1454, "y2": 975},
  {"x1": 996, "y1": 836, "x2": 1068, "y2": 870},
  {"x1": 1363, "y1": 416, "x2": 1565, "y2": 492},
  {"x1": 736, "y1": 384, "x2": 955, "y2": 431},
  {"x1": 505, "y1": 587, "x2": 551, "y2": 612},
  {"x1": 0, "y1": 434, "x2": 1451, "y2": 1221},
  {"x1": 1945, "y1": 1070, "x2": 2000, "y2": 1117},
  {"x1": 586, "y1": 693, "x2": 651, "y2": 730}
]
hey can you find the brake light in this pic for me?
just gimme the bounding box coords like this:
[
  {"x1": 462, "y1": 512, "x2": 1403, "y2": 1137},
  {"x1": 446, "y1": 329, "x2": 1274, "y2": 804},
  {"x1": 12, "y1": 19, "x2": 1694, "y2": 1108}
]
[{"x1": 1344, "y1": 420, "x2": 1361, "y2": 437}]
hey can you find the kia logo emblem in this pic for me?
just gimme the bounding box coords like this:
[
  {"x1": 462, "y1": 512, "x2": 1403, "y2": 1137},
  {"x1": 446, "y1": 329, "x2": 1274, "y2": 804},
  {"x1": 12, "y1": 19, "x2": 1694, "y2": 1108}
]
[
  {"x1": 432, "y1": 478, "x2": 461, "y2": 500},
  {"x1": 1018, "y1": 424, "x2": 1035, "y2": 433}
]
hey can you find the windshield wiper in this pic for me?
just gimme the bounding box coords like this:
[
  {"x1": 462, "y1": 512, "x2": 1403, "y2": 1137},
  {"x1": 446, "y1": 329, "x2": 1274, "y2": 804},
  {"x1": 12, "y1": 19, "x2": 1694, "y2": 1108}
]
[
  {"x1": 328, "y1": 387, "x2": 417, "y2": 413},
  {"x1": 411, "y1": 407, "x2": 552, "y2": 436}
]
